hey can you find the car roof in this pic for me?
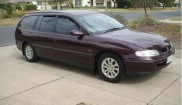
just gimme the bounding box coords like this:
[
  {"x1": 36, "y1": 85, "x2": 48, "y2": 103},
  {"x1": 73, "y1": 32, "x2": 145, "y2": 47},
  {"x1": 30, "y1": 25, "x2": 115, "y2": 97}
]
[{"x1": 28, "y1": 10, "x2": 97, "y2": 16}]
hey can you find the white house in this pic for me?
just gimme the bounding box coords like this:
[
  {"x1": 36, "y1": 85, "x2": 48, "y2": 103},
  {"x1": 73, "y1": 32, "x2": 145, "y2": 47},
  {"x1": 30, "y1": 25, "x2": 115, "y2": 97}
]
[
  {"x1": 6, "y1": 0, "x2": 68, "y2": 10},
  {"x1": 73, "y1": 0, "x2": 114, "y2": 7},
  {"x1": 6, "y1": 0, "x2": 115, "y2": 10}
]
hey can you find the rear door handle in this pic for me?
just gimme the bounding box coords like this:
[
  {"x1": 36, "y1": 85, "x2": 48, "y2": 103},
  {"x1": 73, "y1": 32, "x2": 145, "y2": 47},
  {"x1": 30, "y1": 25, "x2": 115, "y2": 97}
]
[{"x1": 33, "y1": 36, "x2": 37, "y2": 39}]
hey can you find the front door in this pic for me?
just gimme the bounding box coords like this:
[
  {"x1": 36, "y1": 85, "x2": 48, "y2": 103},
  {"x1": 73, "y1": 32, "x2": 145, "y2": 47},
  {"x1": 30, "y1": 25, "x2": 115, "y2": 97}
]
[{"x1": 52, "y1": 16, "x2": 94, "y2": 65}]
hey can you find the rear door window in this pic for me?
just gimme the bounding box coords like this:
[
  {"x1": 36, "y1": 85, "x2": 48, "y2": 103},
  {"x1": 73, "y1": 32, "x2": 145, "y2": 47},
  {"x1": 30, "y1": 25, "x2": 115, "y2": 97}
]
[
  {"x1": 19, "y1": 15, "x2": 39, "y2": 30},
  {"x1": 34, "y1": 16, "x2": 43, "y2": 31},
  {"x1": 39, "y1": 16, "x2": 56, "y2": 32}
]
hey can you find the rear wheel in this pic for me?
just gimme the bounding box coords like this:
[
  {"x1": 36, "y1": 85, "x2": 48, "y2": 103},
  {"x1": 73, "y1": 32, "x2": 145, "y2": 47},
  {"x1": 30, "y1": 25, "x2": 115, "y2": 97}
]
[
  {"x1": 98, "y1": 53, "x2": 125, "y2": 83},
  {"x1": 24, "y1": 44, "x2": 38, "y2": 62}
]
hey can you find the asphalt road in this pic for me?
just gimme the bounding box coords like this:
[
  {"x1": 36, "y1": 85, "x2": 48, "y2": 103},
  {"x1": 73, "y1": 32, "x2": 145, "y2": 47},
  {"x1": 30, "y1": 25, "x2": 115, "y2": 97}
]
[
  {"x1": 0, "y1": 10, "x2": 181, "y2": 47},
  {"x1": 0, "y1": 25, "x2": 16, "y2": 47},
  {"x1": 107, "y1": 10, "x2": 181, "y2": 20}
]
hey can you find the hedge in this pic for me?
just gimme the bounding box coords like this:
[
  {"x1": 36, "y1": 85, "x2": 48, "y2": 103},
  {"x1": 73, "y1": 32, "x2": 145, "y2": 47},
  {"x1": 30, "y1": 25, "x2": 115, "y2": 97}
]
[{"x1": 23, "y1": 4, "x2": 37, "y2": 10}]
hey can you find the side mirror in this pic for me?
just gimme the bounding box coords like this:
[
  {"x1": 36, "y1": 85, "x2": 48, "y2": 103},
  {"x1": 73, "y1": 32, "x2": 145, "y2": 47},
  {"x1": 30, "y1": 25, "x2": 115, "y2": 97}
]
[{"x1": 69, "y1": 30, "x2": 84, "y2": 36}]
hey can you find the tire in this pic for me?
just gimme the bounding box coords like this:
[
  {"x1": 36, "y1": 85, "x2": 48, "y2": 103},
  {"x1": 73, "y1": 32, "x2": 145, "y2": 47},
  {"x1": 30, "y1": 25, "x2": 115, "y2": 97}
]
[
  {"x1": 98, "y1": 53, "x2": 125, "y2": 83},
  {"x1": 23, "y1": 43, "x2": 38, "y2": 62}
]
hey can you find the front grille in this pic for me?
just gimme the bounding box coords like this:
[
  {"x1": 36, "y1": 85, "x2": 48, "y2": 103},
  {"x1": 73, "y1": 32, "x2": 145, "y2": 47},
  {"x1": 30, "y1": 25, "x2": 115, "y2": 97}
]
[{"x1": 159, "y1": 45, "x2": 172, "y2": 53}]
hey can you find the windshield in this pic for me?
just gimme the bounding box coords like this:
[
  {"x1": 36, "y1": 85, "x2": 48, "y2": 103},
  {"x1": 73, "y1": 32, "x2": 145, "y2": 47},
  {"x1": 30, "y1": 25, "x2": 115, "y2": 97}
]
[{"x1": 77, "y1": 13, "x2": 125, "y2": 34}]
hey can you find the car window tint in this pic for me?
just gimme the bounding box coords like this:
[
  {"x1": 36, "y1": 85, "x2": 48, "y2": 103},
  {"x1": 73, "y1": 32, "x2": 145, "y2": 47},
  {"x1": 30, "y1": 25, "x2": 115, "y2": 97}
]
[
  {"x1": 40, "y1": 16, "x2": 56, "y2": 32},
  {"x1": 19, "y1": 16, "x2": 39, "y2": 30},
  {"x1": 56, "y1": 17, "x2": 80, "y2": 34},
  {"x1": 34, "y1": 16, "x2": 43, "y2": 31}
]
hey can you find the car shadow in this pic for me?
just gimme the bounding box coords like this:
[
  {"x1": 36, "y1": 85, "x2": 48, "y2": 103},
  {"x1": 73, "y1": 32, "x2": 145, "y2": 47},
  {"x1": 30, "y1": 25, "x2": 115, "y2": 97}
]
[
  {"x1": 122, "y1": 71, "x2": 160, "y2": 84},
  {"x1": 16, "y1": 55, "x2": 161, "y2": 84}
]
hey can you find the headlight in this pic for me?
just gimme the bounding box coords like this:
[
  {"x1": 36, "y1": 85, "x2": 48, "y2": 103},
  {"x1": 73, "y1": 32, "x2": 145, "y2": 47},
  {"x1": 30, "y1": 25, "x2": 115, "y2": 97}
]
[{"x1": 135, "y1": 50, "x2": 159, "y2": 57}]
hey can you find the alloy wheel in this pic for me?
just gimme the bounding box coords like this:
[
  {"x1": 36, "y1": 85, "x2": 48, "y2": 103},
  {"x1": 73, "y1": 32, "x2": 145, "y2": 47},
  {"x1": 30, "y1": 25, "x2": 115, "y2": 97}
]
[{"x1": 101, "y1": 57, "x2": 120, "y2": 79}]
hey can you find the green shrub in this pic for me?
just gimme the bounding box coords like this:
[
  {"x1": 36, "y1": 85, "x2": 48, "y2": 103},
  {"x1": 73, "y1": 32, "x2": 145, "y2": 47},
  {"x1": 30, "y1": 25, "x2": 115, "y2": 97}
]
[
  {"x1": 14, "y1": 3, "x2": 22, "y2": 10},
  {"x1": 23, "y1": 4, "x2": 37, "y2": 10},
  {"x1": 0, "y1": 4, "x2": 5, "y2": 9},
  {"x1": 166, "y1": 0, "x2": 175, "y2": 7},
  {"x1": 129, "y1": 16, "x2": 160, "y2": 28},
  {"x1": 5, "y1": 3, "x2": 13, "y2": 14},
  {"x1": 106, "y1": 13, "x2": 127, "y2": 25}
]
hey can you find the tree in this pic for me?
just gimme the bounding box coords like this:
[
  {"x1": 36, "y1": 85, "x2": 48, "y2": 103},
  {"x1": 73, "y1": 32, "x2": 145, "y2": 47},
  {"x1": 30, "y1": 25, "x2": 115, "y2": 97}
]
[
  {"x1": 146, "y1": 0, "x2": 157, "y2": 9},
  {"x1": 128, "y1": 0, "x2": 156, "y2": 9},
  {"x1": 144, "y1": 0, "x2": 148, "y2": 16},
  {"x1": 128, "y1": 0, "x2": 141, "y2": 9},
  {"x1": 128, "y1": 0, "x2": 148, "y2": 16},
  {"x1": 116, "y1": 0, "x2": 132, "y2": 8},
  {"x1": 158, "y1": 0, "x2": 175, "y2": 9}
]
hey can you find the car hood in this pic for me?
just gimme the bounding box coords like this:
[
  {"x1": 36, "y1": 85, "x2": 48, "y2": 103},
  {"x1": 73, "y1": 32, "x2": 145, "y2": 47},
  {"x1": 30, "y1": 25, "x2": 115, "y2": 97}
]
[{"x1": 97, "y1": 29, "x2": 169, "y2": 50}]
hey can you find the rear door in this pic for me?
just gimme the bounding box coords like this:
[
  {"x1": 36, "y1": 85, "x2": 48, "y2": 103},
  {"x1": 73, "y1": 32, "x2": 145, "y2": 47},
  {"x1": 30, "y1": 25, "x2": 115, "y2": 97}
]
[{"x1": 31, "y1": 15, "x2": 56, "y2": 58}]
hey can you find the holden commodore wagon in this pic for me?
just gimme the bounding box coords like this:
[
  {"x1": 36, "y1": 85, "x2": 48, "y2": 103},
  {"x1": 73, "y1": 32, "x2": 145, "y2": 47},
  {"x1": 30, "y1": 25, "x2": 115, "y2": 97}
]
[{"x1": 15, "y1": 10, "x2": 174, "y2": 83}]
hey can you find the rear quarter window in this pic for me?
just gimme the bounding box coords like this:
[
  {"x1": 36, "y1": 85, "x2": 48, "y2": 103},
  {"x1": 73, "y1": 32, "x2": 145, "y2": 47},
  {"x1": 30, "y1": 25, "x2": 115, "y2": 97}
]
[{"x1": 19, "y1": 15, "x2": 39, "y2": 30}]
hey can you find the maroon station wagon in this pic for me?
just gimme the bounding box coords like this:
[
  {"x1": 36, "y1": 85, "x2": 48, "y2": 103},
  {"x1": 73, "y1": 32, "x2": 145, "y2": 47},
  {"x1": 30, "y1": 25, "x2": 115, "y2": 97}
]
[{"x1": 15, "y1": 10, "x2": 174, "y2": 83}]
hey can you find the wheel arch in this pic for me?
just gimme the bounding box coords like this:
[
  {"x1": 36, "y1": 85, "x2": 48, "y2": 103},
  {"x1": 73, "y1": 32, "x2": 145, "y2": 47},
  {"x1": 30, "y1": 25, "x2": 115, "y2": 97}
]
[{"x1": 22, "y1": 41, "x2": 28, "y2": 55}]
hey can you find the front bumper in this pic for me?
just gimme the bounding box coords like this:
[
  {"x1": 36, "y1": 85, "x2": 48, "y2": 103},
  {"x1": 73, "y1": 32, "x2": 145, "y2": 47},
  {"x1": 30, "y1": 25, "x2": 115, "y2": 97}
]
[
  {"x1": 124, "y1": 49, "x2": 175, "y2": 75},
  {"x1": 16, "y1": 40, "x2": 23, "y2": 51}
]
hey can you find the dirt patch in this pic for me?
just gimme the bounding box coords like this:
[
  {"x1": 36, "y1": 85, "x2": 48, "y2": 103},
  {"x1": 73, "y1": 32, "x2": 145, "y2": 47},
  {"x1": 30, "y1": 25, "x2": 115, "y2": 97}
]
[
  {"x1": 134, "y1": 23, "x2": 181, "y2": 57},
  {"x1": 0, "y1": 18, "x2": 20, "y2": 26}
]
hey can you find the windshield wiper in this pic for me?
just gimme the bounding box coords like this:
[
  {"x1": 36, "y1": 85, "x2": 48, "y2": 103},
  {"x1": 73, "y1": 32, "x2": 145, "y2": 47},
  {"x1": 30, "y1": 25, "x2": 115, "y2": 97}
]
[{"x1": 104, "y1": 26, "x2": 126, "y2": 33}]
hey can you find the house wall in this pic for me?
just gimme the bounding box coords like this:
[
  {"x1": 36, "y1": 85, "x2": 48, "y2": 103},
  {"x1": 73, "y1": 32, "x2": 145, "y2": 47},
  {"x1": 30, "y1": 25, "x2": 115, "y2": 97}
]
[
  {"x1": 73, "y1": 0, "x2": 114, "y2": 7},
  {"x1": 82, "y1": 0, "x2": 91, "y2": 7},
  {"x1": 36, "y1": 1, "x2": 52, "y2": 10}
]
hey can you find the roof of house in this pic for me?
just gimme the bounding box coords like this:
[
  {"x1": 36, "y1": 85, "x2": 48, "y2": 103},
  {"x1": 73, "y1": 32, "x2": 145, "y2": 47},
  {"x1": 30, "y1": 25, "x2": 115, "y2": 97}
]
[{"x1": 5, "y1": 0, "x2": 43, "y2": 3}]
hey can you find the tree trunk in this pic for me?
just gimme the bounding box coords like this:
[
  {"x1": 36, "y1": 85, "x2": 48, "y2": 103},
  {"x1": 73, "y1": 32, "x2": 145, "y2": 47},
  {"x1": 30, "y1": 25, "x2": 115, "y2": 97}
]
[
  {"x1": 179, "y1": 0, "x2": 181, "y2": 7},
  {"x1": 56, "y1": 0, "x2": 58, "y2": 10},
  {"x1": 144, "y1": 0, "x2": 148, "y2": 17},
  {"x1": 44, "y1": 0, "x2": 47, "y2": 10},
  {"x1": 61, "y1": 1, "x2": 62, "y2": 9},
  {"x1": 163, "y1": 1, "x2": 165, "y2": 9}
]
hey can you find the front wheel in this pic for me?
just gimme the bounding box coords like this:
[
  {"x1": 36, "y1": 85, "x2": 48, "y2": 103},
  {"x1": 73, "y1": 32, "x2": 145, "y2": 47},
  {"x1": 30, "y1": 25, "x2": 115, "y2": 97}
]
[
  {"x1": 24, "y1": 44, "x2": 38, "y2": 62},
  {"x1": 98, "y1": 53, "x2": 125, "y2": 83}
]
